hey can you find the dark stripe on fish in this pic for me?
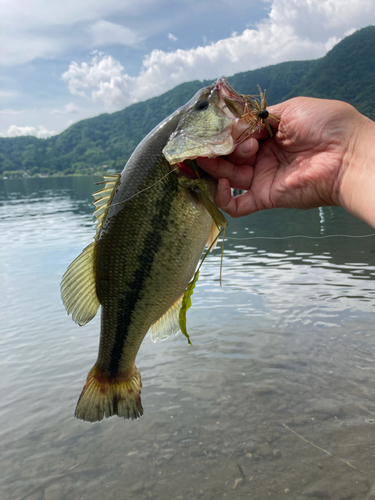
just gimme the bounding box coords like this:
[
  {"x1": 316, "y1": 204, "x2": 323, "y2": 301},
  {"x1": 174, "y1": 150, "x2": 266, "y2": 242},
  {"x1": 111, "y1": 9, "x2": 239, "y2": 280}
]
[{"x1": 108, "y1": 172, "x2": 179, "y2": 376}]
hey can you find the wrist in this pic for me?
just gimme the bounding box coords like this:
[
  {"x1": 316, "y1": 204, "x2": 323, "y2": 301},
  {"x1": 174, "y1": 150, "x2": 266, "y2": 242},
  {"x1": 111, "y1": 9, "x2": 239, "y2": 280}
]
[{"x1": 337, "y1": 112, "x2": 375, "y2": 228}]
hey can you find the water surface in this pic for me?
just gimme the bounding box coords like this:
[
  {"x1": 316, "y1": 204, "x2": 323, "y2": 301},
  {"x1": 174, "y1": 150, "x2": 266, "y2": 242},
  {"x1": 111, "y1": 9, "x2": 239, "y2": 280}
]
[{"x1": 1, "y1": 177, "x2": 375, "y2": 500}]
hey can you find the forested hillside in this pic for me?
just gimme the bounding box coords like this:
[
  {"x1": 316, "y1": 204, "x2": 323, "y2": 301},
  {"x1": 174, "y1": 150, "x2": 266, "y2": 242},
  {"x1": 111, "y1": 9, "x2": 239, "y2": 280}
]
[{"x1": 1, "y1": 26, "x2": 374, "y2": 178}]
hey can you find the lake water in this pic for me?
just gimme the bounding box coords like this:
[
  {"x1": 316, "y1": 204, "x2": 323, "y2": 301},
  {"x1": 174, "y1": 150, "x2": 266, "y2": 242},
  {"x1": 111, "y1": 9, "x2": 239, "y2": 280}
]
[{"x1": 1, "y1": 176, "x2": 375, "y2": 500}]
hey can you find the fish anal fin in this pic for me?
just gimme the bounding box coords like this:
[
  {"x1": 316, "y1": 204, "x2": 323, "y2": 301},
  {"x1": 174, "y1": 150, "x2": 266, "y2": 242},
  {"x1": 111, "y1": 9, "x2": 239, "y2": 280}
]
[
  {"x1": 75, "y1": 365, "x2": 143, "y2": 422},
  {"x1": 61, "y1": 241, "x2": 100, "y2": 326},
  {"x1": 148, "y1": 295, "x2": 183, "y2": 343}
]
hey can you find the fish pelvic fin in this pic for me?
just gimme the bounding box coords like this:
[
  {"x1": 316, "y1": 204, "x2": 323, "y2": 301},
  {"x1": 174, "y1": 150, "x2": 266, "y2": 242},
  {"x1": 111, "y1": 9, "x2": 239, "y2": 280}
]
[
  {"x1": 75, "y1": 365, "x2": 143, "y2": 422},
  {"x1": 148, "y1": 294, "x2": 183, "y2": 342},
  {"x1": 61, "y1": 241, "x2": 100, "y2": 326}
]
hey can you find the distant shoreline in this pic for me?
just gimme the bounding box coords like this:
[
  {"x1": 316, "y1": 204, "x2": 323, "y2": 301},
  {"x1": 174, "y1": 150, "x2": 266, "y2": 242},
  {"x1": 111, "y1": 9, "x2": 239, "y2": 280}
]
[{"x1": 1, "y1": 172, "x2": 112, "y2": 180}]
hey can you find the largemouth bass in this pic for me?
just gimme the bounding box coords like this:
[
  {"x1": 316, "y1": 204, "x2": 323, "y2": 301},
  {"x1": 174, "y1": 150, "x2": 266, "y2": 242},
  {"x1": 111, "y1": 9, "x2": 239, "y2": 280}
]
[{"x1": 61, "y1": 77, "x2": 249, "y2": 423}]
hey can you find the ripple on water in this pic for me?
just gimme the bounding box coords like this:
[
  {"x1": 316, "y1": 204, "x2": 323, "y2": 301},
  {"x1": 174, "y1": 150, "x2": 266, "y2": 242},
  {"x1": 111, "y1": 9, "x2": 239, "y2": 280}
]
[{"x1": 1, "y1": 179, "x2": 375, "y2": 500}]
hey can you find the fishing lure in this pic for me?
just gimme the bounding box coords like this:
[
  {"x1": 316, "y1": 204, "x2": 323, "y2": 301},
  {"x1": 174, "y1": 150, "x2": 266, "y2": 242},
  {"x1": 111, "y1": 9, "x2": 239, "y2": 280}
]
[{"x1": 240, "y1": 85, "x2": 281, "y2": 137}]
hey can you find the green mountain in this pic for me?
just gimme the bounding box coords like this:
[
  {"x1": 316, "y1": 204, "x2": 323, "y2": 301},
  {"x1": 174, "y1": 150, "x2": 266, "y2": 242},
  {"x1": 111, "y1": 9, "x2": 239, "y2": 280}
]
[{"x1": 1, "y1": 26, "x2": 375, "y2": 178}]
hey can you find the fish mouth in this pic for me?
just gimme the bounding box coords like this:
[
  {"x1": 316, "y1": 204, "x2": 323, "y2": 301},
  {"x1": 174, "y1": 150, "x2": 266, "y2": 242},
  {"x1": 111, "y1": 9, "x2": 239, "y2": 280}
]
[
  {"x1": 214, "y1": 77, "x2": 250, "y2": 143},
  {"x1": 214, "y1": 77, "x2": 240, "y2": 99},
  {"x1": 214, "y1": 77, "x2": 246, "y2": 119}
]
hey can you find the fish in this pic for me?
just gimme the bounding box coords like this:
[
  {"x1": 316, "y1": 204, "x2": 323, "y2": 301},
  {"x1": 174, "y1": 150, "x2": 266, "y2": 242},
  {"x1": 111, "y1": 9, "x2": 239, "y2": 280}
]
[{"x1": 61, "y1": 77, "x2": 250, "y2": 423}]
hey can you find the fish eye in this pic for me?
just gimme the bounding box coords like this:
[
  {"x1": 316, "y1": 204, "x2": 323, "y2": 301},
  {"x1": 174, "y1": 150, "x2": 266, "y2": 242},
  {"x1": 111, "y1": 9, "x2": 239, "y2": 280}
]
[
  {"x1": 259, "y1": 109, "x2": 269, "y2": 120},
  {"x1": 195, "y1": 99, "x2": 209, "y2": 111}
]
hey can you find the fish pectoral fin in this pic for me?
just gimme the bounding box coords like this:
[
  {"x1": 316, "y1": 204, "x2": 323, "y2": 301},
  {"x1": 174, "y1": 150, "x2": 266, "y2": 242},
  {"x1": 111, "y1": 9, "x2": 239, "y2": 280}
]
[
  {"x1": 207, "y1": 221, "x2": 221, "y2": 251},
  {"x1": 61, "y1": 241, "x2": 100, "y2": 326},
  {"x1": 196, "y1": 189, "x2": 228, "y2": 233},
  {"x1": 148, "y1": 295, "x2": 183, "y2": 343}
]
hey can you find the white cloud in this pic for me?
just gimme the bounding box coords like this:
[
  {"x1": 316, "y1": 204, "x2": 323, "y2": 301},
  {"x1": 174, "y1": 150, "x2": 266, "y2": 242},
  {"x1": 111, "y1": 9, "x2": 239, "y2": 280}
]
[
  {"x1": 266, "y1": 0, "x2": 373, "y2": 42},
  {"x1": 0, "y1": 90, "x2": 18, "y2": 99},
  {"x1": 62, "y1": 0, "x2": 375, "y2": 111},
  {"x1": 325, "y1": 36, "x2": 341, "y2": 52},
  {"x1": 62, "y1": 54, "x2": 134, "y2": 107},
  {"x1": 65, "y1": 102, "x2": 80, "y2": 114},
  {"x1": 2, "y1": 0, "x2": 375, "y2": 137},
  {"x1": 2, "y1": 0, "x2": 374, "y2": 67},
  {"x1": 0, "y1": 0, "x2": 152, "y2": 65},
  {"x1": 50, "y1": 102, "x2": 80, "y2": 115},
  {"x1": 0, "y1": 32, "x2": 64, "y2": 66},
  {"x1": 0, "y1": 108, "x2": 23, "y2": 115},
  {"x1": 2, "y1": 124, "x2": 56, "y2": 138},
  {"x1": 89, "y1": 20, "x2": 142, "y2": 47}
]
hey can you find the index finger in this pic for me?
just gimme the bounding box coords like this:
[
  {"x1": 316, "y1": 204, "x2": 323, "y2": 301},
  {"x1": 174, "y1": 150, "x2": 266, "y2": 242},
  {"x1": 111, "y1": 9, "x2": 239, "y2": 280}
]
[
  {"x1": 227, "y1": 136, "x2": 259, "y2": 165},
  {"x1": 197, "y1": 156, "x2": 255, "y2": 191},
  {"x1": 266, "y1": 104, "x2": 284, "y2": 133},
  {"x1": 230, "y1": 102, "x2": 283, "y2": 159}
]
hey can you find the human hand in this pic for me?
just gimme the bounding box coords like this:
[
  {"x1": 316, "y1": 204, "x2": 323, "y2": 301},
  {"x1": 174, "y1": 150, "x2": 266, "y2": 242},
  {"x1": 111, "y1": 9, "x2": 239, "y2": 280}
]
[{"x1": 198, "y1": 97, "x2": 375, "y2": 226}]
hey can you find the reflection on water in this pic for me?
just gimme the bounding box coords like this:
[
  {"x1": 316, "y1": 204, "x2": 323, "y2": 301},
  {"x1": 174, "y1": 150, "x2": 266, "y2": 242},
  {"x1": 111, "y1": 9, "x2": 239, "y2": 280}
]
[{"x1": 1, "y1": 177, "x2": 375, "y2": 500}]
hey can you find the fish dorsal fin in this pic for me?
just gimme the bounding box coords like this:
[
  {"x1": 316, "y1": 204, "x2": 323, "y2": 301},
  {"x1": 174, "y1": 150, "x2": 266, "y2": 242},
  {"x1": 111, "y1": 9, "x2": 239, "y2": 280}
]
[
  {"x1": 61, "y1": 242, "x2": 100, "y2": 326},
  {"x1": 92, "y1": 174, "x2": 121, "y2": 239},
  {"x1": 148, "y1": 295, "x2": 183, "y2": 343},
  {"x1": 61, "y1": 175, "x2": 120, "y2": 326}
]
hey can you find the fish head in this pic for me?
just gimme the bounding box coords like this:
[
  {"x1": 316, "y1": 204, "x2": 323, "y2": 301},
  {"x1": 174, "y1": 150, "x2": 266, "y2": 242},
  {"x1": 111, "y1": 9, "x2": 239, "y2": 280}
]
[{"x1": 163, "y1": 77, "x2": 248, "y2": 164}]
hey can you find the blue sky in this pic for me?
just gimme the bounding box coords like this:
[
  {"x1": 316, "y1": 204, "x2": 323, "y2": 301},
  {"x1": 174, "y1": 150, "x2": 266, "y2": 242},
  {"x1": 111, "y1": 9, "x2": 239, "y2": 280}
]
[{"x1": 1, "y1": 0, "x2": 374, "y2": 138}]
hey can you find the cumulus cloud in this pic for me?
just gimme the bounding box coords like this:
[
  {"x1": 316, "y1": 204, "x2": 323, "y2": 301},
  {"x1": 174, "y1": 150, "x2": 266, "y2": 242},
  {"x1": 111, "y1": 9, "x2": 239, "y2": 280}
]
[
  {"x1": 62, "y1": 0, "x2": 375, "y2": 110},
  {"x1": 168, "y1": 33, "x2": 177, "y2": 42},
  {"x1": 2, "y1": 125, "x2": 56, "y2": 138},
  {"x1": 62, "y1": 54, "x2": 134, "y2": 108},
  {"x1": 266, "y1": 0, "x2": 373, "y2": 42}
]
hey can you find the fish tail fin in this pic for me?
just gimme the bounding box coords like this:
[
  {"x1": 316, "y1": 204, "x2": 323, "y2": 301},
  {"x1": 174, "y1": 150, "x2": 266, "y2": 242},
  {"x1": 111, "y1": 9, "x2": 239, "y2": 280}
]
[{"x1": 74, "y1": 365, "x2": 143, "y2": 422}]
